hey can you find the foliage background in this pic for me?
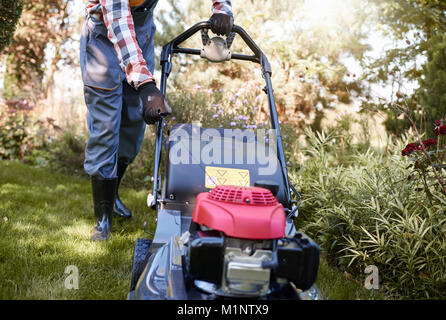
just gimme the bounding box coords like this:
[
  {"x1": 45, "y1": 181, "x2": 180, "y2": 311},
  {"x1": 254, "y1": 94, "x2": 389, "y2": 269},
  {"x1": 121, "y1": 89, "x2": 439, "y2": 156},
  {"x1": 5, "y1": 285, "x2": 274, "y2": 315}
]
[
  {"x1": 1, "y1": 0, "x2": 445, "y2": 299},
  {"x1": 0, "y1": 0, "x2": 23, "y2": 53}
]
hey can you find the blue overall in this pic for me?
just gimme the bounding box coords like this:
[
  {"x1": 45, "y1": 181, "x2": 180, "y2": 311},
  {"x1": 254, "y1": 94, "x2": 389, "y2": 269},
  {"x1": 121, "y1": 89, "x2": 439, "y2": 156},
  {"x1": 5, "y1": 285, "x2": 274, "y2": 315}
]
[{"x1": 80, "y1": 2, "x2": 157, "y2": 178}]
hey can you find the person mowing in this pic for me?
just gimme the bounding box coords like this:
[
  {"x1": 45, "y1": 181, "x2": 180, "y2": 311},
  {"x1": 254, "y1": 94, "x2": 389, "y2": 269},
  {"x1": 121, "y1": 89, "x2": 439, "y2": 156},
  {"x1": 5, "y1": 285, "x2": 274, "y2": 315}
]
[{"x1": 80, "y1": 0, "x2": 234, "y2": 241}]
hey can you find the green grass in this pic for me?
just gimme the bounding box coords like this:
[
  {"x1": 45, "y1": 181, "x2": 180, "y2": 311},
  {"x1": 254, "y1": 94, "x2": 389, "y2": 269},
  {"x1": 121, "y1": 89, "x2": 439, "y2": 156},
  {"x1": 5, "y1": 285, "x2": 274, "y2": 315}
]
[
  {"x1": 0, "y1": 160, "x2": 156, "y2": 299},
  {"x1": 0, "y1": 160, "x2": 379, "y2": 299},
  {"x1": 317, "y1": 259, "x2": 384, "y2": 300}
]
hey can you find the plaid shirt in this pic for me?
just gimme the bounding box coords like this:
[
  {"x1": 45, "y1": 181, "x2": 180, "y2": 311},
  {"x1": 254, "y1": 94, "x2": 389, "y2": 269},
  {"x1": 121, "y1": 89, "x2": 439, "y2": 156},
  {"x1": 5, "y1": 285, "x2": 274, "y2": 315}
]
[{"x1": 86, "y1": 1, "x2": 233, "y2": 89}]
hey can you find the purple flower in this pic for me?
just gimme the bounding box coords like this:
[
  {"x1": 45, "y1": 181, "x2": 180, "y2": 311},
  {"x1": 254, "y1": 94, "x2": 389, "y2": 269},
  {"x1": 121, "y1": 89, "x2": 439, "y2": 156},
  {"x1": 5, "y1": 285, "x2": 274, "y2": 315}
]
[
  {"x1": 195, "y1": 85, "x2": 202, "y2": 89},
  {"x1": 230, "y1": 122, "x2": 236, "y2": 126},
  {"x1": 243, "y1": 99, "x2": 248, "y2": 104},
  {"x1": 217, "y1": 110, "x2": 223, "y2": 114},
  {"x1": 213, "y1": 114, "x2": 219, "y2": 118}
]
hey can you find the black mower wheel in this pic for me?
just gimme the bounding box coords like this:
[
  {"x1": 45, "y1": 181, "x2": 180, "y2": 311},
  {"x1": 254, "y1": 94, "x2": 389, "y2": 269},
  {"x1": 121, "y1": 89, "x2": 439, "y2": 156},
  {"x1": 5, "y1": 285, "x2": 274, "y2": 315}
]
[{"x1": 130, "y1": 238, "x2": 152, "y2": 291}]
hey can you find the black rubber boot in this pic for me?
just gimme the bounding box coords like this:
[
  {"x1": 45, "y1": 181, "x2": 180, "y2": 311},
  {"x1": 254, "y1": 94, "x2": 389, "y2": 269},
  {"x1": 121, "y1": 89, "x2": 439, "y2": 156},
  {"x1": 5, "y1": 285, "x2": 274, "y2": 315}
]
[
  {"x1": 113, "y1": 160, "x2": 132, "y2": 219},
  {"x1": 91, "y1": 176, "x2": 118, "y2": 241}
]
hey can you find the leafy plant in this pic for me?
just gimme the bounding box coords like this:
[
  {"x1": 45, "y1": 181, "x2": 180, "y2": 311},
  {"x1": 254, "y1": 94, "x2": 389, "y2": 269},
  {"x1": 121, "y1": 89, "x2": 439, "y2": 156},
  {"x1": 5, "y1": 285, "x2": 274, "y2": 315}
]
[
  {"x1": 42, "y1": 128, "x2": 88, "y2": 175},
  {"x1": 0, "y1": 99, "x2": 57, "y2": 161},
  {"x1": 0, "y1": 0, "x2": 23, "y2": 53},
  {"x1": 363, "y1": 0, "x2": 446, "y2": 137},
  {"x1": 419, "y1": 33, "x2": 446, "y2": 126},
  {"x1": 293, "y1": 127, "x2": 446, "y2": 299},
  {"x1": 2, "y1": 0, "x2": 76, "y2": 99}
]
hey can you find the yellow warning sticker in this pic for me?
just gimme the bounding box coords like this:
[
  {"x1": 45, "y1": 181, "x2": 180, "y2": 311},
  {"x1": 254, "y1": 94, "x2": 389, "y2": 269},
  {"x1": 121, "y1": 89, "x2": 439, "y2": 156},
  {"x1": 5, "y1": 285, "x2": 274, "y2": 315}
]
[{"x1": 205, "y1": 166, "x2": 250, "y2": 189}]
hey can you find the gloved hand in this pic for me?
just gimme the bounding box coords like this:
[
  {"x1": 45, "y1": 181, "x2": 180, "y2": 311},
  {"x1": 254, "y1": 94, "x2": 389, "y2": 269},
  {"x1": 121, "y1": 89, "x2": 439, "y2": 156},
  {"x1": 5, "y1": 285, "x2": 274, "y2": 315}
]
[
  {"x1": 138, "y1": 81, "x2": 172, "y2": 125},
  {"x1": 209, "y1": 13, "x2": 234, "y2": 36}
]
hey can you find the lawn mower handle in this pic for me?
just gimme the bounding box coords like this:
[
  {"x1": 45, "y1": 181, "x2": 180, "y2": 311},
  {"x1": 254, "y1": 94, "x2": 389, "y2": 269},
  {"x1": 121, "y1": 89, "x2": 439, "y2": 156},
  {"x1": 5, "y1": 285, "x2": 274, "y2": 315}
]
[
  {"x1": 160, "y1": 21, "x2": 271, "y2": 72},
  {"x1": 150, "y1": 21, "x2": 293, "y2": 209}
]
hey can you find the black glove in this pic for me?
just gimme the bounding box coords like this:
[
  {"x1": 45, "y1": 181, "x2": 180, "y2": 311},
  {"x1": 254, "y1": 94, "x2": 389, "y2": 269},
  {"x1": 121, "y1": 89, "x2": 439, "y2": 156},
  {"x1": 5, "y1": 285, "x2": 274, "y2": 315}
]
[
  {"x1": 138, "y1": 81, "x2": 172, "y2": 125},
  {"x1": 209, "y1": 13, "x2": 234, "y2": 36}
]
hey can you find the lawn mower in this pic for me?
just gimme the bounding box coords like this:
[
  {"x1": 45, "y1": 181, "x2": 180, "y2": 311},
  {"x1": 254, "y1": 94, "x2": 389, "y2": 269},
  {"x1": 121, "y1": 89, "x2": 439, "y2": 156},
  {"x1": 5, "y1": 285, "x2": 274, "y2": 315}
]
[{"x1": 128, "y1": 21, "x2": 323, "y2": 300}]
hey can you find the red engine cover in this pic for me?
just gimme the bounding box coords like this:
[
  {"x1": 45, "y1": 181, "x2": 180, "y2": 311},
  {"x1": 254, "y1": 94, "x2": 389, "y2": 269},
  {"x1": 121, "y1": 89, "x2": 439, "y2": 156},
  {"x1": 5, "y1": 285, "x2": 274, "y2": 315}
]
[{"x1": 192, "y1": 185, "x2": 285, "y2": 239}]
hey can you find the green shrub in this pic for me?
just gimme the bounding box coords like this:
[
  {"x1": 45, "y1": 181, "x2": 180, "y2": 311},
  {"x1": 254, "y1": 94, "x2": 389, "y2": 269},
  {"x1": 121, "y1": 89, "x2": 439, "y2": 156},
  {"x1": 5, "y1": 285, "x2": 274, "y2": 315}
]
[
  {"x1": 0, "y1": 99, "x2": 55, "y2": 161},
  {"x1": 0, "y1": 0, "x2": 23, "y2": 53},
  {"x1": 166, "y1": 86, "x2": 267, "y2": 129},
  {"x1": 0, "y1": 104, "x2": 28, "y2": 159},
  {"x1": 0, "y1": 100, "x2": 85, "y2": 173},
  {"x1": 293, "y1": 128, "x2": 446, "y2": 299},
  {"x1": 418, "y1": 34, "x2": 446, "y2": 132},
  {"x1": 42, "y1": 128, "x2": 88, "y2": 176},
  {"x1": 166, "y1": 86, "x2": 298, "y2": 148}
]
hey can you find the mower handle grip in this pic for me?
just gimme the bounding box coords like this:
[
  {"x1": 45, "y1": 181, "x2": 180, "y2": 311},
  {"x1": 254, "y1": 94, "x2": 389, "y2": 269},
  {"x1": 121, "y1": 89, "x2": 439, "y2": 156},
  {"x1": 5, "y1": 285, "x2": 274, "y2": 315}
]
[{"x1": 160, "y1": 21, "x2": 271, "y2": 75}]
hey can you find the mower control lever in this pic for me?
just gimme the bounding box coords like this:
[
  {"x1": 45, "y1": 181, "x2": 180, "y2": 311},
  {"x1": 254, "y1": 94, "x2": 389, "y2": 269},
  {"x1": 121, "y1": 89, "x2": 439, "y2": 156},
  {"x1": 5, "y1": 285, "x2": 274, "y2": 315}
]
[
  {"x1": 201, "y1": 28, "x2": 236, "y2": 48},
  {"x1": 200, "y1": 35, "x2": 232, "y2": 62},
  {"x1": 200, "y1": 29, "x2": 235, "y2": 63}
]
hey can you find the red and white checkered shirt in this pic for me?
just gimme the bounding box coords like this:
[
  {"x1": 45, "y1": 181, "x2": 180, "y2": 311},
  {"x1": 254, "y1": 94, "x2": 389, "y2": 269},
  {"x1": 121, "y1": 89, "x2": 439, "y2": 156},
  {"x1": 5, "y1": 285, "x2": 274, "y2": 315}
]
[{"x1": 86, "y1": 0, "x2": 233, "y2": 89}]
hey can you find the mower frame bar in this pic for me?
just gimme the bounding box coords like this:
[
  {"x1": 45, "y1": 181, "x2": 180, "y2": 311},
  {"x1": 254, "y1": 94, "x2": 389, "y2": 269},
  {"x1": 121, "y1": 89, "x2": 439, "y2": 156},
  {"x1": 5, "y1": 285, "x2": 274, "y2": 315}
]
[
  {"x1": 150, "y1": 21, "x2": 292, "y2": 209},
  {"x1": 173, "y1": 47, "x2": 259, "y2": 63}
]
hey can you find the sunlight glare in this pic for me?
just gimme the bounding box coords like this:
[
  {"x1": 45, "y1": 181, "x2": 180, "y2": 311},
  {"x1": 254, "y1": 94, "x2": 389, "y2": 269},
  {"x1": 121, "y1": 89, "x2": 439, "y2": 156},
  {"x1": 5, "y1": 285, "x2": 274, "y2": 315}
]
[{"x1": 303, "y1": 0, "x2": 355, "y2": 28}]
